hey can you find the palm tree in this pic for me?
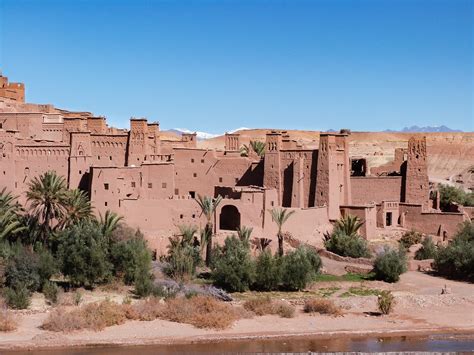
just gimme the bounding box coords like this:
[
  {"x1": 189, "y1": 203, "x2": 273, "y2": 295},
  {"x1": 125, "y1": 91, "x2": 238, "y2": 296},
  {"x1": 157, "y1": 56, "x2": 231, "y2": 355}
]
[
  {"x1": 60, "y1": 189, "x2": 93, "y2": 229},
  {"x1": 0, "y1": 188, "x2": 25, "y2": 240},
  {"x1": 26, "y1": 171, "x2": 67, "y2": 240},
  {"x1": 195, "y1": 194, "x2": 222, "y2": 266},
  {"x1": 237, "y1": 226, "x2": 253, "y2": 243},
  {"x1": 334, "y1": 214, "x2": 364, "y2": 237},
  {"x1": 99, "y1": 210, "x2": 123, "y2": 240},
  {"x1": 269, "y1": 208, "x2": 295, "y2": 257},
  {"x1": 240, "y1": 140, "x2": 266, "y2": 158},
  {"x1": 178, "y1": 224, "x2": 198, "y2": 247}
]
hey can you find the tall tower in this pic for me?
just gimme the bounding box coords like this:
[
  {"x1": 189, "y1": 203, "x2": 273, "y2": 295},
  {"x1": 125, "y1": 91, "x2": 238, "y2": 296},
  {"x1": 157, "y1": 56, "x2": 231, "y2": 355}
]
[
  {"x1": 69, "y1": 131, "x2": 92, "y2": 189},
  {"x1": 127, "y1": 118, "x2": 148, "y2": 166},
  {"x1": 263, "y1": 131, "x2": 282, "y2": 205},
  {"x1": 315, "y1": 132, "x2": 351, "y2": 220},
  {"x1": 405, "y1": 136, "x2": 429, "y2": 210},
  {"x1": 225, "y1": 133, "x2": 240, "y2": 153}
]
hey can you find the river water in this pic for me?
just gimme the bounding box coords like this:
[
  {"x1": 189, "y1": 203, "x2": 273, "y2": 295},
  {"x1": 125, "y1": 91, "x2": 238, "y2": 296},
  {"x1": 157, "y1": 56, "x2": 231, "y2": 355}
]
[{"x1": 4, "y1": 334, "x2": 474, "y2": 354}]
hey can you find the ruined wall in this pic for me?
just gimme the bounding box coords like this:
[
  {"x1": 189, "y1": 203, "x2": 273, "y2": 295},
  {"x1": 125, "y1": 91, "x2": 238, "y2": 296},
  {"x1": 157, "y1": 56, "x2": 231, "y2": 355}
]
[
  {"x1": 0, "y1": 76, "x2": 25, "y2": 102},
  {"x1": 263, "y1": 132, "x2": 283, "y2": 204},
  {"x1": 340, "y1": 205, "x2": 377, "y2": 240},
  {"x1": 351, "y1": 176, "x2": 403, "y2": 205},
  {"x1": 399, "y1": 203, "x2": 467, "y2": 240}
]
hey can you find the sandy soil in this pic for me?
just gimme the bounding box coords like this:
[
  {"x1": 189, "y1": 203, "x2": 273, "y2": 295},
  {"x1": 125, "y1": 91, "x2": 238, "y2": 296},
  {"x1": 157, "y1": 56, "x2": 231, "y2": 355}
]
[{"x1": 1, "y1": 271, "x2": 473, "y2": 351}]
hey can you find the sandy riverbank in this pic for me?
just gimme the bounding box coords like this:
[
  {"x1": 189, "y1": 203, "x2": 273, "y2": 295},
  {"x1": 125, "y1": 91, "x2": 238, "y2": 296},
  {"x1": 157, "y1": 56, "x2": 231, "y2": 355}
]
[{"x1": 1, "y1": 271, "x2": 473, "y2": 351}]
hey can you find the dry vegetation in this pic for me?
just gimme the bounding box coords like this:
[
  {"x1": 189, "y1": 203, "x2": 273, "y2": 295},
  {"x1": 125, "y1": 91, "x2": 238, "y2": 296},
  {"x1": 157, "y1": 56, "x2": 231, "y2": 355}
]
[
  {"x1": 0, "y1": 299, "x2": 17, "y2": 332},
  {"x1": 303, "y1": 298, "x2": 343, "y2": 317},
  {"x1": 243, "y1": 296, "x2": 295, "y2": 318},
  {"x1": 42, "y1": 295, "x2": 239, "y2": 332}
]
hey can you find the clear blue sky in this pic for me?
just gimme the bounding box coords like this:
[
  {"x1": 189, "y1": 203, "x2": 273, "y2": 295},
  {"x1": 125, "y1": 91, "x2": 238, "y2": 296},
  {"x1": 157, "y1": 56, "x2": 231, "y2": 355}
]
[{"x1": 0, "y1": 0, "x2": 472, "y2": 132}]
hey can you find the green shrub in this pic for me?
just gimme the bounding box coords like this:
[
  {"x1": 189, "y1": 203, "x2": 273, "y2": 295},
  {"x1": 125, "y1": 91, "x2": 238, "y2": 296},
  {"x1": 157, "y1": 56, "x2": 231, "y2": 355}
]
[
  {"x1": 415, "y1": 237, "x2": 437, "y2": 260},
  {"x1": 37, "y1": 247, "x2": 57, "y2": 286},
  {"x1": 5, "y1": 246, "x2": 41, "y2": 292},
  {"x1": 73, "y1": 290, "x2": 83, "y2": 306},
  {"x1": 3, "y1": 284, "x2": 31, "y2": 309},
  {"x1": 280, "y1": 247, "x2": 313, "y2": 291},
  {"x1": 399, "y1": 230, "x2": 422, "y2": 250},
  {"x1": 439, "y1": 184, "x2": 474, "y2": 210},
  {"x1": 163, "y1": 245, "x2": 196, "y2": 281},
  {"x1": 111, "y1": 238, "x2": 152, "y2": 285},
  {"x1": 253, "y1": 251, "x2": 281, "y2": 291},
  {"x1": 377, "y1": 290, "x2": 395, "y2": 315},
  {"x1": 324, "y1": 230, "x2": 370, "y2": 258},
  {"x1": 57, "y1": 221, "x2": 112, "y2": 287},
  {"x1": 212, "y1": 236, "x2": 255, "y2": 292},
  {"x1": 434, "y1": 222, "x2": 474, "y2": 281},
  {"x1": 301, "y1": 246, "x2": 322, "y2": 279},
  {"x1": 42, "y1": 281, "x2": 59, "y2": 305},
  {"x1": 373, "y1": 247, "x2": 407, "y2": 283}
]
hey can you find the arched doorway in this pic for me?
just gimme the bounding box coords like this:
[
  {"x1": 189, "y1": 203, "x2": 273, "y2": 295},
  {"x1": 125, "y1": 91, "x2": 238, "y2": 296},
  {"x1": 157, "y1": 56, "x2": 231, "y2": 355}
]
[{"x1": 219, "y1": 205, "x2": 241, "y2": 231}]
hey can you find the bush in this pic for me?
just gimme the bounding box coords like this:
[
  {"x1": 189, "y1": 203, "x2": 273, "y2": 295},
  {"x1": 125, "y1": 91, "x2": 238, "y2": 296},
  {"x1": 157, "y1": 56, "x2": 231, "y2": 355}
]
[
  {"x1": 159, "y1": 296, "x2": 238, "y2": 329},
  {"x1": 42, "y1": 300, "x2": 127, "y2": 332},
  {"x1": 324, "y1": 230, "x2": 371, "y2": 258},
  {"x1": 133, "y1": 269, "x2": 154, "y2": 298},
  {"x1": 57, "y1": 221, "x2": 112, "y2": 287},
  {"x1": 373, "y1": 247, "x2": 407, "y2": 283},
  {"x1": 37, "y1": 247, "x2": 57, "y2": 286},
  {"x1": 3, "y1": 284, "x2": 31, "y2": 309},
  {"x1": 439, "y1": 184, "x2": 474, "y2": 210},
  {"x1": 163, "y1": 245, "x2": 196, "y2": 281},
  {"x1": 110, "y1": 237, "x2": 152, "y2": 285},
  {"x1": 253, "y1": 251, "x2": 281, "y2": 291},
  {"x1": 212, "y1": 236, "x2": 255, "y2": 292},
  {"x1": 377, "y1": 290, "x2": 395, "y2": 315},
  {"x1": 5, "y1": 246, "x2": 41, "y2": 292},
  {"x1": 0, "y1": 299, "x2": 17, "y2": 332},
  {"x1": 415, "y1": 237, "x2": 437, "y2": 260},
  {"x1": 434, "y1": 222, "x2": 474, "y2": 281},
  {"x1": 42, "y1": 281, "x2": 60, "y2": 305},
  {"x1": 399, "y1": 230, "x2": 422, "y2": 250},
  {"x1": 303, "y1": 298, "x2": 342, "y2": 316},
  {"x1": 280, "y1": 247, "x2": 315, "y2": 291},
  {"x1": 242, "y1": 296, "x2": 295, "y2": 318}
]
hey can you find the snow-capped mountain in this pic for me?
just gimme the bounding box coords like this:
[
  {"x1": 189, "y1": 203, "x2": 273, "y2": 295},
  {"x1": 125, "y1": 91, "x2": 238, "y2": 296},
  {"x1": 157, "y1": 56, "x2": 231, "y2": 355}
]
[{"x1": 385, "y1": 125, "x2": 463, "y2": 133}]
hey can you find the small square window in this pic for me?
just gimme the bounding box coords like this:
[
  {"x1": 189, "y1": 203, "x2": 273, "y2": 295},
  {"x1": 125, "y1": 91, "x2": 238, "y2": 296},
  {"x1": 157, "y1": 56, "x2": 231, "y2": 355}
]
[
  {"x1": 148, "y1": 183, "x2": 153, "y2": 188},
  {"x1": 219, "y1": 177, "x2": 223, "y2": 183},
  {"x1": 131, "y1": 181, "x2": 136, "y2": 187},
  {"x1": 189, "y1": 191, "x2": 195, "y2": 198},
  {"x1": 162, "y1": 182, "x2": 167, "y2": 188},
  {"x1": 98, "y1": 156, "x2": 101, "y2": 160},
  {"x1": 79, "y1": 170, "x2": 82, "y2": 174},
  {"x1": 109, "y1": 156, "x2": 112, "y2": 160},
  {"x1": 201, "y1": 159, "x2": 204, "y2": 163},
  {"x1": 192, "y1": 214, "x2": 196, "y2": 218},
  {"x1": 235, "y1": 177, "x2": 239, "y2": 183},
  {"x1": 193, "y1": 173, "x2": 197, "y2": 178},
  {"x1": 191, "y1": 158, "x2": 194, "y2": 163},
  {"x1": 104, "y1": 183, "x2": 109, "y2": 190},
  {"x1": 271, "y1": 201, "x2": 274, "y2": 206},
  {"x1": 105, "y1": 202, "x2": 108, "y2": 206},
  {"x1": 174, "y1": 188, "x2": 179, "y2": 195},
  {"x1": 180, "y1": 214, "x2": 184, "y2": 219}
]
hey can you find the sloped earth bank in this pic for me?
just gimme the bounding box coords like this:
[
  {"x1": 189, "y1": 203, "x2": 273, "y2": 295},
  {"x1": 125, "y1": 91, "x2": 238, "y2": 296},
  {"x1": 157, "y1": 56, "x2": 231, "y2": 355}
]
[{"x1": 0, "y1": 271, "x2": 473, "y2": 351}]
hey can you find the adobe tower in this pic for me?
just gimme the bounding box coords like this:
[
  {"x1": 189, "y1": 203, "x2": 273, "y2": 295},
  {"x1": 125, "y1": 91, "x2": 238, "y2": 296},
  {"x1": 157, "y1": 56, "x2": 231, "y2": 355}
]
[{"x1": 405, "y1": 136, "x2": 430, "y2": 210}]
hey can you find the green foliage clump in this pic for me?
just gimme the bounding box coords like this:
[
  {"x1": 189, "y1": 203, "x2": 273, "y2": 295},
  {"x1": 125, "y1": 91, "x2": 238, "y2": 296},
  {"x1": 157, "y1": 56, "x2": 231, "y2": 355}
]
[
  {"x1": 415, "y1": 237, "x2": 437, "y2": 260},
  {"x1": 434, "y1": 221, "x2": 474, "y2": 281},
  {"x1": 212, "y1": 236, "x2": 255, "y2": 292},
  {"x1": 280, "y1": 246, "x2": 320, "y2": 291},
  {"x1": 399, "y1": 230, "x2": 422, "y2": 250},
  {"x1": 324, "y1": 230, "x2": 371, "y2": 258},
  {"x1": 42, "y1": 281, "x2": 60, "y2": 304},
  {"x1": 111, "y1": 237, "x2": 152, "y2": 285},
  {"x1": 3, "y1": 284, "x2": 31, "y2": 309},
  {"x1": 5, "y1": 246, "x2": 41, "y2": 292},
  {"x1": 439, "y1": 184, "x2": 474, "y2": 210},
  {"x1": 373, "y1": 247, "x2": 407, "y2": 283},
  {"x1": 377, "y1": 290, "x2": 395, "y2": 315},
  {"x1": 253, "y1": 251, "x2": 281, "y2": 291},
  {"x1": 57, "y1": 221, "x2": 112, "y2": 287}
]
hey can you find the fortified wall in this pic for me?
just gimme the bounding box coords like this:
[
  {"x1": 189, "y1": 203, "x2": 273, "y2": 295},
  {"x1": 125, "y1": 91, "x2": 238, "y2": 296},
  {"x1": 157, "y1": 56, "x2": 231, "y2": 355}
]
[{"x1": 0, "y1": 73, "x2": 469, "y2": 254}]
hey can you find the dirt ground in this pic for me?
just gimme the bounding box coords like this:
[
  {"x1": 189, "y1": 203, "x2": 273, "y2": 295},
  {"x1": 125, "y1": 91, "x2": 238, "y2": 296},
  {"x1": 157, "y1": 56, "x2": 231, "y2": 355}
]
[{"x1": 1, "y1": 270, "x2": 473, "y2": 351}]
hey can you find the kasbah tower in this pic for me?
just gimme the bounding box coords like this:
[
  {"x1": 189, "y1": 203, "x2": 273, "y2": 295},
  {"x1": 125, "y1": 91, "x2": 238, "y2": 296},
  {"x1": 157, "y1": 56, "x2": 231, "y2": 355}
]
[{"x1": 0, "y1": 72, "x2": 470, "y2": 254}]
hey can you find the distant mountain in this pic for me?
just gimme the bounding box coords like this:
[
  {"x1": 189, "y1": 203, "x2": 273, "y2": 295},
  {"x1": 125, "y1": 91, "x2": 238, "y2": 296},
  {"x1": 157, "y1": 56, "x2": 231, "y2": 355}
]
[
  {"x1": 164, "y1": 127, "x2": 252, "y2": 140},
  {"x1": 385, "y1": 125, "x2": 463, "y2": 133}
]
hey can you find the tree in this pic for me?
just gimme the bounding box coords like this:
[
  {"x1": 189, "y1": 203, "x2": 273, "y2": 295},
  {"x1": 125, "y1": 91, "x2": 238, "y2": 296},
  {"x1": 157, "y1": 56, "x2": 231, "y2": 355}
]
[
  {"x1": 26, "y1": 171, "x2": 67, "y2": 241},
  {"x1": 0, "y1": 188, "x2": 25, "y2": 240},
  {"x1": 60, "y1": 189, "x2": 93, "y2": 229},
  {"x1": 334, "y1": 214, "x2": 364, "y2": 237},
  {"x1": 438, "y1": 184, "x2": 474, "y2": 210},
  {"x1": 195, "y1": 194, "x2": 222, "y2": 266},
  {"x1": 99, "y1": 210, "x2": 123, "y2": 241},
  {"x1": 237, "y1": 226, "x2": 253, "y2": 243},
  {"x1": 240, "y1": 140, "x2": 266, "y2": 157},
  {"x1": 269, "y1": 208, "x2": 295, "y2": 257}
]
